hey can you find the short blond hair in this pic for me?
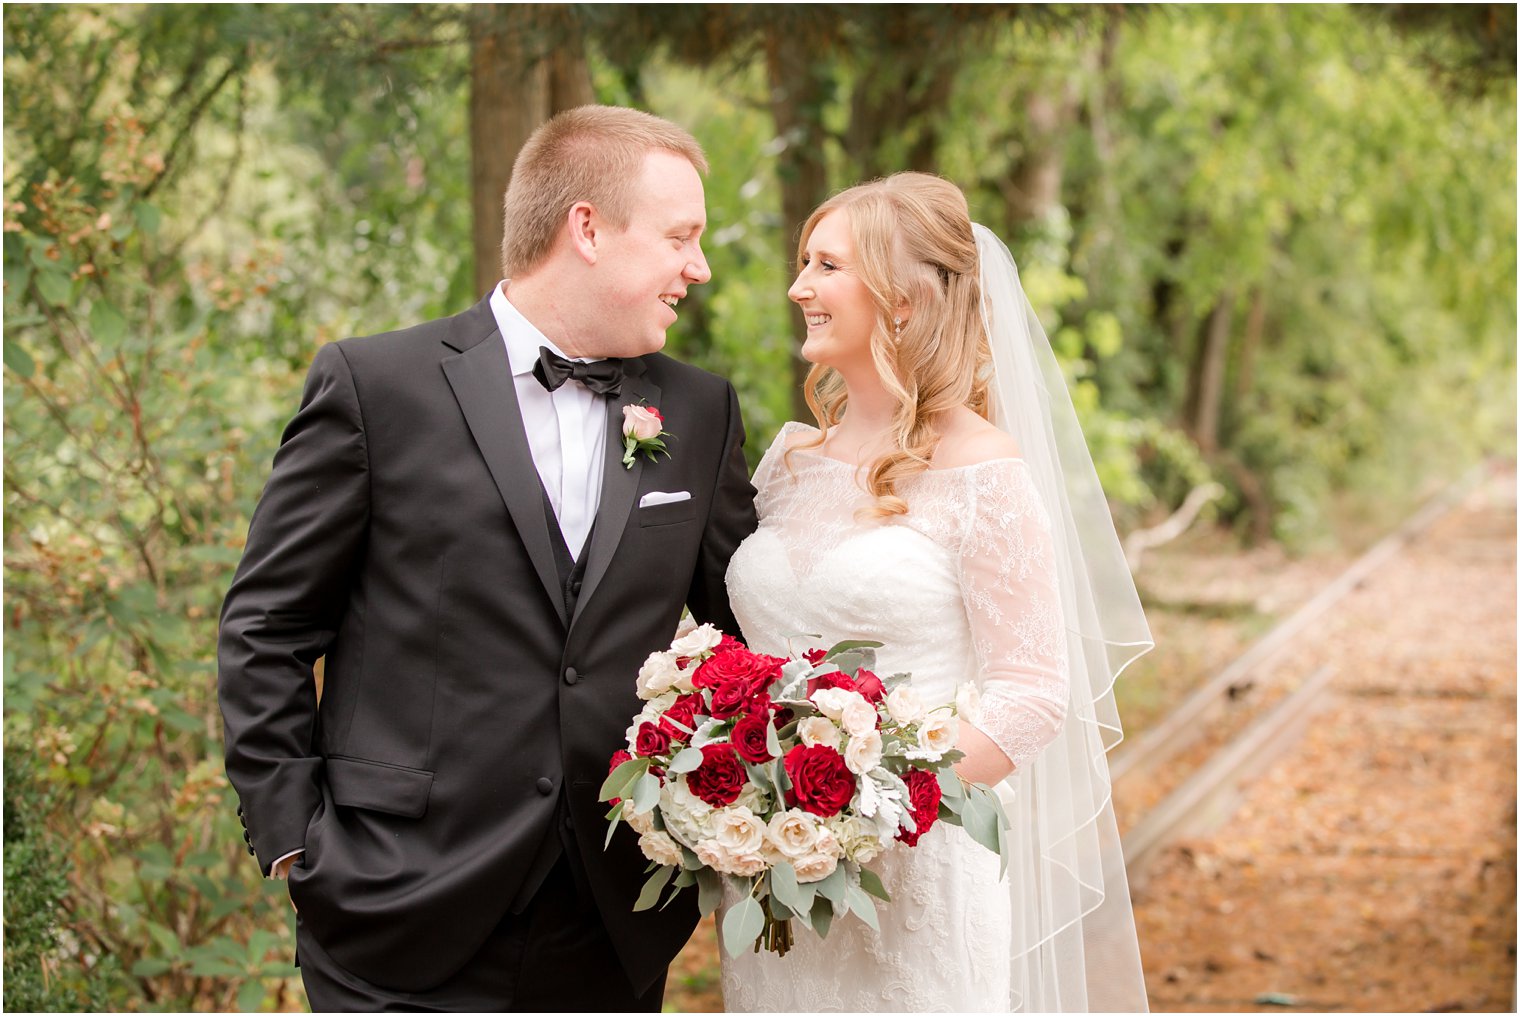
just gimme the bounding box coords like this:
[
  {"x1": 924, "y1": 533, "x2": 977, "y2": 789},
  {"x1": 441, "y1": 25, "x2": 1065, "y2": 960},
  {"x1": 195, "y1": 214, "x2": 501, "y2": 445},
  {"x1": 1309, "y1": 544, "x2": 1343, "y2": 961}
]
[
  {"x1": 500, "y1": 105, "x2": 708, "y2": 277},
  {"x1": 790, "y1": 173, "x2": 990, "y2": 519}
]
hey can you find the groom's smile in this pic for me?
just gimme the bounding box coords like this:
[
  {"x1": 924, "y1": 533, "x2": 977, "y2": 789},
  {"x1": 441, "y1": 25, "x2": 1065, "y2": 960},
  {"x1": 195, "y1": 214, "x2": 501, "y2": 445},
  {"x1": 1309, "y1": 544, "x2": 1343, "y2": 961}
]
[{"x1": 590, "y1": 149, "x2": 711, "y2": 359}]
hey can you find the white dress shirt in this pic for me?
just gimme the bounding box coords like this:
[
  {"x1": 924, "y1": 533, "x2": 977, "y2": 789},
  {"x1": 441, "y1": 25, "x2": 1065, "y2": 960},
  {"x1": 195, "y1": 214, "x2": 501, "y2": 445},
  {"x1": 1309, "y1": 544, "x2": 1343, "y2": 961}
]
[
  {"x1": 269, "y1": 283, "x2": 611, "y2": 880},
  {"x1": 490, "y1": 281, "x2": 607, "y2": 559}
]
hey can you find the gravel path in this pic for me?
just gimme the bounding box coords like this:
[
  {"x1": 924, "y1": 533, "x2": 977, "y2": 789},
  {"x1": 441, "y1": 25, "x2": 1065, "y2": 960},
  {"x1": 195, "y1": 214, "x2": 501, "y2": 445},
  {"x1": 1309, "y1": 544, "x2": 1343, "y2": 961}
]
[{"x1": 1133, "y1": 463, "x2": 1517, "y2": 1013}]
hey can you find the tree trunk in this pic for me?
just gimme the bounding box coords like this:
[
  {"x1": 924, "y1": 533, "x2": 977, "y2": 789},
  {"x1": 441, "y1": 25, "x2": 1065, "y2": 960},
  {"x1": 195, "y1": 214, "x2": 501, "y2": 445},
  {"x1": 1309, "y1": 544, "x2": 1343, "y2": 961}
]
[
  {"x1": 1234, "y1": 284, "x2": 1267, "y2": 406},
  {"x1": 764, "y1": 28, "x2": 833, "y2": 423},
  {"x1": 1188, "y1": 289, "x2": 1236, "y2": 455},
  {"x1": 469, "y1": 5, "x2": 593, "y2": 298},
  {"x1": 1002, "y1": 79, "x2": 1081, "y2": 234}
]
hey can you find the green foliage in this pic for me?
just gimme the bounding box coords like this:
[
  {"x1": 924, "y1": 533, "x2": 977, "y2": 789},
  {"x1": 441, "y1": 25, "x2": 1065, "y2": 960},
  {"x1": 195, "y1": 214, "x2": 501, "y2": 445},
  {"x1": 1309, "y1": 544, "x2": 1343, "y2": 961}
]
[
  {"x1": 2, "y1": 6, "x2": 1513, "y2": 1010},
  {"x1": 4, "y1": 751, "x2": 117, "y2": 1011}
]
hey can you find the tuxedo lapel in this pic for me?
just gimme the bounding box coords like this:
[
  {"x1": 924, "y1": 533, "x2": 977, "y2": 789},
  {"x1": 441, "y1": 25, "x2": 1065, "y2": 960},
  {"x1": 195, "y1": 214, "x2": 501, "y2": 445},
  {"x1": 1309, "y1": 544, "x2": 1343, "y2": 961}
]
[
  {"x1": 571, "y1": 361, "x2": 661, "y2": 631},
  {"x1": 441, "y1": 327, "x2": 569, "y2": 628}
]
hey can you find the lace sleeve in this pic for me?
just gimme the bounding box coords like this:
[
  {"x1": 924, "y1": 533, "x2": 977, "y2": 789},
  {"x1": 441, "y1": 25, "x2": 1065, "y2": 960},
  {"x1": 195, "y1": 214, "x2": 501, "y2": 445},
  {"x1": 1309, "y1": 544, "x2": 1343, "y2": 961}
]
[
  {"x1": 749, "y1": 421, "x2": 801, "y2": 515},
  {"x1": 957, "y1": 459, "x2": 1070, "y2": 771}
]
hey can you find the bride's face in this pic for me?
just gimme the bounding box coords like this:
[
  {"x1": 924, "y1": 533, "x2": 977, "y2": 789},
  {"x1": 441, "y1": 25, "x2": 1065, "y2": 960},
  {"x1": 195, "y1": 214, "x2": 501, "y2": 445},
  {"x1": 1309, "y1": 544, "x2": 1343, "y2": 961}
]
[{"x1": 789, "y1": 210, "x2": 879, "y2": 372}]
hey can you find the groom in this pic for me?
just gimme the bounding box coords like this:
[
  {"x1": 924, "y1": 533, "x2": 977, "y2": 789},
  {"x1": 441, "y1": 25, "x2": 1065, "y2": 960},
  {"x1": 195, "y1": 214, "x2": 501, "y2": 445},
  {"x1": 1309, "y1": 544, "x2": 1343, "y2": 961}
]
[{"x1": 218, "y1": 106, "x2": 756, "y2": 1010}]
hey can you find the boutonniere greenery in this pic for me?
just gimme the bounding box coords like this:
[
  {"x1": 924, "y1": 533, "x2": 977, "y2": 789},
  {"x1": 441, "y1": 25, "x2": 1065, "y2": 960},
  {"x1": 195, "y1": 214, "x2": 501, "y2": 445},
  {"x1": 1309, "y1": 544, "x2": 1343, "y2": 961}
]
[{"x1": 621, "y1": 403, "x2": 671, "y2": 468}]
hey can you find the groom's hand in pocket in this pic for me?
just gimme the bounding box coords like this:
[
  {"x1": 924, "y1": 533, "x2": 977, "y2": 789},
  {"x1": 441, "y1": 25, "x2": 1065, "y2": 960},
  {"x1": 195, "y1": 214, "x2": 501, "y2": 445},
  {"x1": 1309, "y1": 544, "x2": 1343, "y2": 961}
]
[{"x1": 272, "y1": 852, "x2": 302, "y2": 911}]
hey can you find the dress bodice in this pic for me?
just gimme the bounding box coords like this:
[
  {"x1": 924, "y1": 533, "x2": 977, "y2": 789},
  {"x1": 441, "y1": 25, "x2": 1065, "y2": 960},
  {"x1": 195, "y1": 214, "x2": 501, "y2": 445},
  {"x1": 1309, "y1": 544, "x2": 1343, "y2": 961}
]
[{"x1": 725, "y1": 422, "x2": 1070, "y2": 771}]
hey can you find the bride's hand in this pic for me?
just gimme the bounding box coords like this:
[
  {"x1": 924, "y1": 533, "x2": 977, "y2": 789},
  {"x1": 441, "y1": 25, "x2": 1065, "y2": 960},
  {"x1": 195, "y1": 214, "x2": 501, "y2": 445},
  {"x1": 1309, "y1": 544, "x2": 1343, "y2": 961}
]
[{"x1": 952, "y1": 722, "x2": 1015, "y2": 786}]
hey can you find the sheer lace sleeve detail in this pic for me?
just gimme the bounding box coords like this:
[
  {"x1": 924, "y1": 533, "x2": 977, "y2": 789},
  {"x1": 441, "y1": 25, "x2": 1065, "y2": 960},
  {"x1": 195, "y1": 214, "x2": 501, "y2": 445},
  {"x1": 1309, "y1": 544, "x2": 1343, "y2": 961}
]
[
  {"x1": 748, "y1": 423, "x2": 795, "y2": 516},
  {"x1": 957, "y1": 459, "x2": 1070, "y2": 771}
]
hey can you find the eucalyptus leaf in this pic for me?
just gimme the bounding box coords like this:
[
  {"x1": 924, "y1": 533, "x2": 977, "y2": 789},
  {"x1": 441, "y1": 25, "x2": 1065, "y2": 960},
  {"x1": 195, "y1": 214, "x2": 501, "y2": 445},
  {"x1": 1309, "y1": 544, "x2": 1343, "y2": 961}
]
[
  {"x1": 721, "y1": 896, "x2": 765, "y2": 957},
  {"x1": 696, "y1": 868, "x2": 723, "y2": 917},
  {"x1": 845, "y1": 885, "x2": 880, "y2": 932},
  {"x1": 631, "y1": 773, "x2": 661, "y2": 815},
  {"x1": 768, "y1": 860, "x2": 807, "y2": 914},
  {"x1": 668, "y1": 746, "x2": 704, "y2": 773},
  {"x1": 598, "y1": 756, "x2": 649, "y2": 802},
  {"x1": 857, "y1": 866, "x2": 891, "y2": 902},
  {"x1": 633, "y1": 864, "x2": 674, "y2": 911},
  {"x1": 822, "y1": 639, "x2": 885, "y2": 658},
  {"x1": 812, "y1": 863, "x2": 847, "y2": 906},
  {"x1": 810, "y1": 894, "x2": 834, "y2": 937}
]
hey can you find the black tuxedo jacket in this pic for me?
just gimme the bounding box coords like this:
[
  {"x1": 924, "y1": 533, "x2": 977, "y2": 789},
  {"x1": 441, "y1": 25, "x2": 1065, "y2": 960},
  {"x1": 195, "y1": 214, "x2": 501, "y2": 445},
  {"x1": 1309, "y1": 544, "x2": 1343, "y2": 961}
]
[{"x1": 217, "y1": 295, "x2": 757, "y2": 994}]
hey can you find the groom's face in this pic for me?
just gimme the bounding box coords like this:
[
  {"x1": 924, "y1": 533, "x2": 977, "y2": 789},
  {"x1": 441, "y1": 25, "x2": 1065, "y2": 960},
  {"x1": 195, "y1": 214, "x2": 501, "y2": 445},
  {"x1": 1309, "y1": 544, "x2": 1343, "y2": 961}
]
[{"x1": 587, "y1": 149, "x2": 711, "y2": 358}]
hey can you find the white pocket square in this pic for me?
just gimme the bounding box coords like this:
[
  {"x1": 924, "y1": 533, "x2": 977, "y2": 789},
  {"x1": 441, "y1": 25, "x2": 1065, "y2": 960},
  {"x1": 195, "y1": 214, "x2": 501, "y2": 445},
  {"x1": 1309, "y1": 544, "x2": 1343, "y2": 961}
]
[{"x1": 639, "y1": 490, "x2": 691, "y2": 508}]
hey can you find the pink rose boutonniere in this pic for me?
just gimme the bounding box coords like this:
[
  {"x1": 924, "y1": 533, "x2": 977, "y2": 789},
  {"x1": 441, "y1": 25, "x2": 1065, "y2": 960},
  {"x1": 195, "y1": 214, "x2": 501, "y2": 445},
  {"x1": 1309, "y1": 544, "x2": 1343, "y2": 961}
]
[{"x1": 621, "y1": 404, "x2": 670, "y2": 468}]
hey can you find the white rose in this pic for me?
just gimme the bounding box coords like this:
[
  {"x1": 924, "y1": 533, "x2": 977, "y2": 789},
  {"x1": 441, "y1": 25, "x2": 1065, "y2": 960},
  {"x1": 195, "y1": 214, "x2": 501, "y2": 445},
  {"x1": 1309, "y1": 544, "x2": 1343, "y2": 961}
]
[
  {"x1": 887, "y1": 685, "x2": 928, "y2": 725},
  {"x1": 670, "y1": 622, "x2": 723, "y2": 658},
  {"x1": 792, "y1": 849, "x2": 839, "y2": 884},
  {"x1": 695, "y1": 838, "x2": 767, "y2": 877},
  {"x1": 766, "y1": 809, "x2": 820, "y2": 858},
  {"x1": 954, "y1": 682, "x2": 982, "y2": 722},
  {"x1": 711, "y1": 806, "x2": 766, "y2": 856},
  {"x1": 839, "y1": 694, "x2": 879, "y2": 737},
  {"x1": 810, "y1": 686, "x2": 854, "y2": 720},
  {"x1": 844, "y1": 730, "x2": 884, "y2": 775},
  {"x1": 797, "y1": 716, "x2": 841, "y2": 750},
  {"x1": 623, "y1": 799, "x2": 656, "y2": 836},
  {"x1": 672, "y1": 659, "x2": 700, "y2": 694},
  {"x1": 919, "y1": 714, "x2": 960, "y2": 756},
  {"x1": 813, "y1": 826, "x2": 842, "y2": 859},
  {"x1": 636, "y1": 651, "x2": 682, "y2": 699},
  {"x1": 639, "y1": 830, "x2": 685, "y2": 868}
]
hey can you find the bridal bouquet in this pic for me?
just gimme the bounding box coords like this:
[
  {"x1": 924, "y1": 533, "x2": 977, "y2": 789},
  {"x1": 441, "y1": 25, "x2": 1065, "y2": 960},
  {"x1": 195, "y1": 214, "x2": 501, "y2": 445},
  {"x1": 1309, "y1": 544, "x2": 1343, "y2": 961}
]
[{"x1": 600, "y1": 622, "x2": 1010, "y2": 958}]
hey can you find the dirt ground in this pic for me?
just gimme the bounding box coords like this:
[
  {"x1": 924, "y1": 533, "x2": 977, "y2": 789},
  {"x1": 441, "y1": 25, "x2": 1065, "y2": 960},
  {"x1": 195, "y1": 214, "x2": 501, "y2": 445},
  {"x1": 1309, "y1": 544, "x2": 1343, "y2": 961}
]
[
  {"x1": 663, "y1": 464, "x2": 1517, "y2": 1013},
  {"x1": 1133, "y1": 463, "x2": 1517, "y2": 1013}
]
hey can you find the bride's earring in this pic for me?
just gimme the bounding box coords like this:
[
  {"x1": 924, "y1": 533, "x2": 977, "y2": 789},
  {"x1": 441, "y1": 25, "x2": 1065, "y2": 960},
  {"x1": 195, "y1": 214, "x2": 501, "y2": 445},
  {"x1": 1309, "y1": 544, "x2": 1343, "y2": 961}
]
[{"x1": 893, "y1": 317, "x2": 903, "y2": 341}]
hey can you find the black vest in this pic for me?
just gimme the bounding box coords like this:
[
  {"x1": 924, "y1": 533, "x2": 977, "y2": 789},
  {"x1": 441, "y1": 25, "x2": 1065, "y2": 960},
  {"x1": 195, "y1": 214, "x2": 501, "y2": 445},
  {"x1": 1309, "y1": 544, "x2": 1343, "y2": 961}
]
[{"x1": 508, "y1": 488, "x2": 595, "y2": 914}]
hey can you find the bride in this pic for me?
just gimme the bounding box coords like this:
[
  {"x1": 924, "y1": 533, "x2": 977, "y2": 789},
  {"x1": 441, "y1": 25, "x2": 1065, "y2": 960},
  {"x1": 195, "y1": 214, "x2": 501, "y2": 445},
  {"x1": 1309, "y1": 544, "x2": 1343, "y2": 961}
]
[{"x1": 720, "y1": 173, "x2": 1153, "y2": 1012}]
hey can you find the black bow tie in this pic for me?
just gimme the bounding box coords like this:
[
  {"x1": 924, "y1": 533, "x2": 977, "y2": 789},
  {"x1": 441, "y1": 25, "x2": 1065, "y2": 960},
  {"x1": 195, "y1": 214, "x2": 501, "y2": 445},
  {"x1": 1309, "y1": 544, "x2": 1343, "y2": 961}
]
[{"x1": 532, "y1": 347, "x2": 624, "y2": 398}]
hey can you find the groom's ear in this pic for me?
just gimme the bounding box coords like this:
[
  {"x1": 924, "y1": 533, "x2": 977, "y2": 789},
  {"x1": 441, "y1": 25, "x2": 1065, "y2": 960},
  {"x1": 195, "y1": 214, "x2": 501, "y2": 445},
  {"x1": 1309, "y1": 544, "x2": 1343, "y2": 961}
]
[{"x1": 567, "y1": 201, "x2": 599, "y2": 265}]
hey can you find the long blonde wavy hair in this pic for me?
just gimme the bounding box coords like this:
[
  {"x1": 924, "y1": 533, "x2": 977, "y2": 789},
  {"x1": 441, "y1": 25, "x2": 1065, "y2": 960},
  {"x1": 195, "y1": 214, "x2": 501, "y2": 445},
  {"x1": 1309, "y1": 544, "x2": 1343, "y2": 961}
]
[{"x1": 789, "y1": 173, "x2": 992, "y2": 518}]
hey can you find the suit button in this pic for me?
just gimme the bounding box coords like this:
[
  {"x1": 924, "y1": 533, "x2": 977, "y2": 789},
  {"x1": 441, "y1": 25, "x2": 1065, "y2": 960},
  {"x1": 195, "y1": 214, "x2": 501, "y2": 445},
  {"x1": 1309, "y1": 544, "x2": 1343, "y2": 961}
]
[
  {"x1": 570, "y1": 579, "x2": 583, "y2": 596},
  {"x1": 563, "y1": 667, "x2": 580, "y2": 686},
  {"x1": 536, "y1": 777, "x2": 554, "y2": 796}
]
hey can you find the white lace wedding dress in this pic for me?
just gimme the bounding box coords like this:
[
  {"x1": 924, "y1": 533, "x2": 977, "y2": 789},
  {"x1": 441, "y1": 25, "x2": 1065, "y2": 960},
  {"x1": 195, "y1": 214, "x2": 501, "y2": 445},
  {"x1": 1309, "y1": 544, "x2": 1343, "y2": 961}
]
[{"x1": 721, "y1": 422, "x2": 1073, "y2": 1013}]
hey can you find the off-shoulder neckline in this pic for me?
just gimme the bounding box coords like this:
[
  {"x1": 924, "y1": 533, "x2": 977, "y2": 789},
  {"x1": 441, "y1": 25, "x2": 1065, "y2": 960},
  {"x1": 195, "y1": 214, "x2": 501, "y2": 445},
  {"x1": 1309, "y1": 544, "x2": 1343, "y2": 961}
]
[{"x1": 773, "y1": 421, "x2": 1030, "y2": 476}]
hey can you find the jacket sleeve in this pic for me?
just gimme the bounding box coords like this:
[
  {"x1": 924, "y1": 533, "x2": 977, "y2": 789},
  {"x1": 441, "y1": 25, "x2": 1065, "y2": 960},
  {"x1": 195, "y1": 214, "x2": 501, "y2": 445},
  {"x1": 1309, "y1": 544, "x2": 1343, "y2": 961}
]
[
  {"x1": 217, "y1": 342, "x2": 370, "y2": 874},
  {"x1": 685, "y1": 380, "x2": 758, "y2": 639}
]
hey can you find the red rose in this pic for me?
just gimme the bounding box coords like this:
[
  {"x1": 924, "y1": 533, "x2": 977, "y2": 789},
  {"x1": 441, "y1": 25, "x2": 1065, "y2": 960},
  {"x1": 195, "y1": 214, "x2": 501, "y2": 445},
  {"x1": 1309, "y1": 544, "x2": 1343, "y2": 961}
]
[
  {"x1": 806, "y1": 668, "x2": 858, "y2": 699},
  {"x1": 686, "y1": 743, "x2": 746, "y2": 807},
  {"x1": 897, "y1": 768, "x2": 944, "y2": 847},
  {"x1": 731, "y1": 711, "x2": 775, "y2": 764},
  {"x1": 714, "y1": 633, "x2": 746, "y2": 656},
  {"x1": 607, "y1": 749, "x2": 633, "y2": 806},
  {"x1": 659, "y1": 692, "x2": 705, "y2": 741},
  {"x1": 803, "y1": 648, "x2": 828, "y2": 665},
  {"x1": 693, "y1": 647, "x2": 782, "y2": 695},
  {"x1": 853, "y1": 668, "x2": 886, "y2": 704},
  {"x1": 772, "y1": 705, "x2": 795, "y2": 728},
  {"x1": 708, "y1": 677, "x2": 771, "y2": 721},
  {"x1": 634, "y1": 721, "x2": 671, "y2": 758},
  {"x1": 783, "y1": 744, "x2": 856, "y2": 817}
]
